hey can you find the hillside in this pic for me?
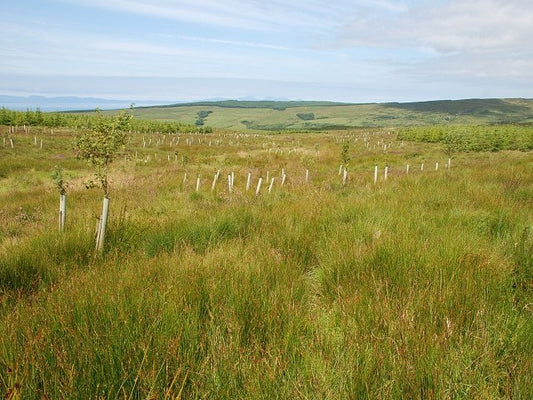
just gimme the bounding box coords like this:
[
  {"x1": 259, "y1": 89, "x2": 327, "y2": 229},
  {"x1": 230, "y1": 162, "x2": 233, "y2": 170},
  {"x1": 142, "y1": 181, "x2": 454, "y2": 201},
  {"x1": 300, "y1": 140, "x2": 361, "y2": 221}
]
[{"x1": 129, "y1": 98, "x2": 533, "y2": 130}]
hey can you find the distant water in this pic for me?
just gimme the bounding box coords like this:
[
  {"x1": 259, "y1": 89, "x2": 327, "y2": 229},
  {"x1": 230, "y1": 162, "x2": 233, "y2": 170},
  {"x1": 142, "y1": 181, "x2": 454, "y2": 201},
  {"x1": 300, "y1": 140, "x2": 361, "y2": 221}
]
[{"x1": 0, "y1": 95, "x2": 166, "y2": 112}]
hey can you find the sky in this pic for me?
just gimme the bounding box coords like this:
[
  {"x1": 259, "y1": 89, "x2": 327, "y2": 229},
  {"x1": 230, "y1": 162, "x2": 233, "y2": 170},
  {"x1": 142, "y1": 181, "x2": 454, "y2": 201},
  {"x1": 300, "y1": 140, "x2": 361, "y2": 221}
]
[{"x1": 1, "y1": 0, "x2": 533, "y2": 105}]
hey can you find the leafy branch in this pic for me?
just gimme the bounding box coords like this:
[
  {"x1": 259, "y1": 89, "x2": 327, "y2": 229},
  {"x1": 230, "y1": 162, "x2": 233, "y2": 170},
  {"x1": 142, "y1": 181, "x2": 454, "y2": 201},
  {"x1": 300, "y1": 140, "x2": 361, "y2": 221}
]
[
  {"x1": 51, "y1": 165, "x2": 68, "y2": 195},
  {"x1": 75, "y1": 109, "x2": 132, "y2": 197}
]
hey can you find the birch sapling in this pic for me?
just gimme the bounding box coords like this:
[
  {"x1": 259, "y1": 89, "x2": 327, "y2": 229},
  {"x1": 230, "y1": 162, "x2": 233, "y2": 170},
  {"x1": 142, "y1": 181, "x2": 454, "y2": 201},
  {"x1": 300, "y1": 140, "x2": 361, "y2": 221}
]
[{"x1": 75, "y1": 108, "x2": 132, "y2": 252}]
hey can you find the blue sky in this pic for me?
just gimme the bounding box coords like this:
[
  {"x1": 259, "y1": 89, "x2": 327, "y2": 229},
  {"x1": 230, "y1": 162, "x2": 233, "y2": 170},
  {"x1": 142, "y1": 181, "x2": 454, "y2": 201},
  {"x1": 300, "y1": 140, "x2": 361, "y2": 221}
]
[{"x1": 1, "y1": 0, "x2": 532, "y2": 104}]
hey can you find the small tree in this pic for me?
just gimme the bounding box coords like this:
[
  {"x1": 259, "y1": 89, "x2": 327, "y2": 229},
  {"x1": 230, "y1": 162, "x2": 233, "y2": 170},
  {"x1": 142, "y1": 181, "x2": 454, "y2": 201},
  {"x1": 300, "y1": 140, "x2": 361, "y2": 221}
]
[
  {"x1": 341, "y1": 143, "x2": 350, "y2": 168},
  {"x1": 75, "y1": 109, "x2": 132, "y2": 251},
  {"x1": 443, "y1": 131, "x2": 462, "y2": 157},
  {"x1": 51, "y1": 165, "x2": 68, "y2": 232}
]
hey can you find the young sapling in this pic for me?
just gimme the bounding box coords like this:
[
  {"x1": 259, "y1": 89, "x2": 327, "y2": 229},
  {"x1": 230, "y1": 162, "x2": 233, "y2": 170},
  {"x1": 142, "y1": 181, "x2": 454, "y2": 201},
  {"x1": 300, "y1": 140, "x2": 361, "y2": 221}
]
[
  {"x1": 51, "y1": 165, "x2": 68, "y2": 232},
  {"x1": 75, "y1": 108, "x2": 132, "y2": 252}
]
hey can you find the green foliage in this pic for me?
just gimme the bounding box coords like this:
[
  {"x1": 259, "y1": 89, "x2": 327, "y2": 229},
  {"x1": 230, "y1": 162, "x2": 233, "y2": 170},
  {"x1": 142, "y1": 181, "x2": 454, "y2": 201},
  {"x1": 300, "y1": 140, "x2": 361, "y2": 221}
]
[
  {"x1": 443, "y1": 130, "x2": 463, "y2": 156},
  {"x1": 398, "y1": 125, "x2": 533, "y2": 152},
  {"x1": 50, "y1": 165, "x2": 68, "y2": 195},
  {"x1": 296, "y1": 112, "x2": 315, "y2": 121},
  {"x1": 341, "y1": 143, "x2": 350, "y2": 165},
  {"x1": 74, "y1": 109, "x2": 132, "y2": 196},
  {"x1": 0, "y1": 107, "x2": 208, "y2": 133},
  {"x1": 0, "y1": 107, "x2": 68, "y2": 127},
  {"x1": 384, "y1": 98, "x2": 531, "y2": 116},
  {"x1": 196, "y1": 110, "x2": 212, "y2": 119},
  {"x1": 195, "y1": 110, "x2": 212, "y2": 126}
]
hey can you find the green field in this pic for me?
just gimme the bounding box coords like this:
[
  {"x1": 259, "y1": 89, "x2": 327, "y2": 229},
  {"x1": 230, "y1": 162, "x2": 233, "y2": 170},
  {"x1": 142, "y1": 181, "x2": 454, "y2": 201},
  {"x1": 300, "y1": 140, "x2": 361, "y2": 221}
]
[
  {"x1": 0, "y1": 110, "x2": 532, "y2": 398},
  {"x1": 128, "y1": 98, "x2": 533, "y2": 130}
]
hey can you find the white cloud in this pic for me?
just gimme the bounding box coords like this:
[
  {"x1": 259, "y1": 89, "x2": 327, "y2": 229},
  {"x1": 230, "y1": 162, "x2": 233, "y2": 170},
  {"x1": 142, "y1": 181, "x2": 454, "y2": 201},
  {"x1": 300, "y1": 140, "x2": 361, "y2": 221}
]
[
  {"x1": 174, "y1": 35, "x2": 297, "y2": 52},
  {"x1": 56, "y1": 0, "x2": 402, "y2": 33},
  {"x1": 337, "y1": 0, "x2": 533, "y2": 53},
  {"x1": 56, "y1": 0, "x2": 303, "y2": 31},
  {"x1": 328, "y1": 0, "x2": 533, "y2": 88},
  {"x1": 3, "y1": 0, "x2": 533, "y2": 102},
  {"x1": 90, "y1": 41, "x2": 190, "y2": 57},
  {"x1": 399, "y1": 51, "x2": 533, "y2": 80}
]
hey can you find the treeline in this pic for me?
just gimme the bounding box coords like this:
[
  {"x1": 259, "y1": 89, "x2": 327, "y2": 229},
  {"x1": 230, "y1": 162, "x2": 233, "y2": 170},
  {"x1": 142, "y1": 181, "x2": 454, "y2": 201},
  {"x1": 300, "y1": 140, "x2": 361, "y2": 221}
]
[
  {"x1": 397, "y1": 125, "x2": 533, "y2": 152},
  {"x1": 296, "y1": 112, "x2": 315, "y2": 121},
  {"x1": 0, "y1": 107, "x2": 66, "y2": 127},
  {"x1": 195, "y1": 110, "x2": 212, "y2": 126},
  {"x1": 0, "y1": 107, "x2": 212, "y2": 133}
]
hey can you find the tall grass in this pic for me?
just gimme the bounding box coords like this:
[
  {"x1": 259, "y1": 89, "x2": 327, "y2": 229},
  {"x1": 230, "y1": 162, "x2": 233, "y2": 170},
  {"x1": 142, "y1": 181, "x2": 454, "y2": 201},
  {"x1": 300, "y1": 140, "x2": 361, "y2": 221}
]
[{"x1": 0, "y1": 126, "x2": 532, "y2": 398}]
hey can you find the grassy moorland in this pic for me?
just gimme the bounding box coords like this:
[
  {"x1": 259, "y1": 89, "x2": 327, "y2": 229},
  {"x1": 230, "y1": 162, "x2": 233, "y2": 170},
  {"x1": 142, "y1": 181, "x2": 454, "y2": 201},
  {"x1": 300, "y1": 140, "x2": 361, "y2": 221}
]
[
  {"x1": 128, "y1": 98, "x2": 533, "y2": 130},
  {"x1": 0, "y1": 116, "x2": 532, "y2": 398}
]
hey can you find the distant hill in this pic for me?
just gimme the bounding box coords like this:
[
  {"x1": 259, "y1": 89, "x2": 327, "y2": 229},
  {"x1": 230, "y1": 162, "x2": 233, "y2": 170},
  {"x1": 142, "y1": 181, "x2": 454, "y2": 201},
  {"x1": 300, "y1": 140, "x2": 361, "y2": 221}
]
[
  {"x1": 147, "y1": 100, "x2": 348, "y2": 110},
  {"x1": 129, "y1": 98, "x2": 533, "y2": 130},
  {"x1": 5, "y1": 95, "x2": 533, "y2": 129},
  {"x1": 383, "y1": 98, "x2": 532, "y2": 116}
]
